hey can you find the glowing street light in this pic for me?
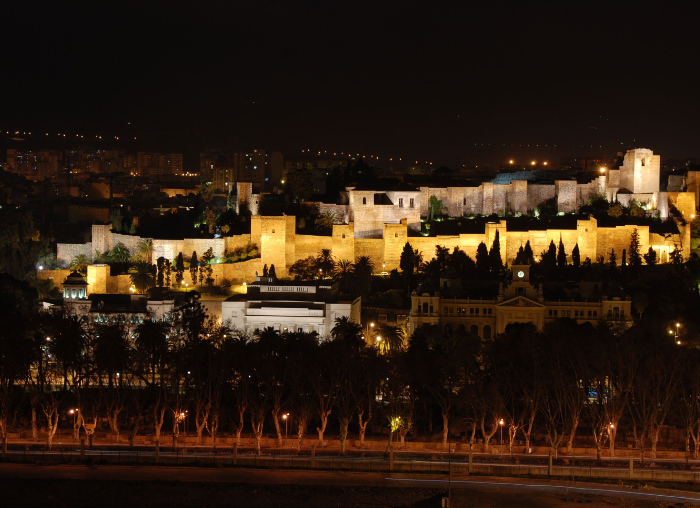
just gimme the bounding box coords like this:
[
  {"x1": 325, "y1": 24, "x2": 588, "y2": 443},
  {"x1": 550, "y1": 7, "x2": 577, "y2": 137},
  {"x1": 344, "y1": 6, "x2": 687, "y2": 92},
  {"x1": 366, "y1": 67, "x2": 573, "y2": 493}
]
[
  {"x1": 282, "y1": 413, "x2": 290, "y2": 444},
  {"x1": 670, "y1": 322, "x2": 682, "y2": 345},
  {"x1": 499, "y1": 418, "x2": 504, "y2": 446}
]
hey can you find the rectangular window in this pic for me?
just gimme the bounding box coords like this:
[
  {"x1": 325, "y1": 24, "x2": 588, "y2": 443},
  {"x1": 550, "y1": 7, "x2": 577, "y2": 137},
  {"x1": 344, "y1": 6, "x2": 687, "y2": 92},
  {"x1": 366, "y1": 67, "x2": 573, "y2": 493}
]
[
  {"x1": 548, "y1": 310, "x2": 553, "y2": 316},
  {"x1": 470, "y1": 308, "x2": 474, "y2": 315},
  {"x1": 378, "y1": 314, "x2": 387, "y2": 323},
  {"x1": 594, "y1": 311, "x2": 597, "y2": 317},
  {"x1": 457, "y1": 308, "x2": 461, "y2": 314},
  {"x1": 449, "y1": 307, "x2": 454, "y2": 314},
  {"x1": 444, "y1": 308, "x2": 449, "y2": 315},
  {"x1": 398, "y1": 198, "x2": 404, "y2": 208},
  {"x1": 475, "y1": 308, "x2": 479, "y2": 315},
  {"x1": 553, "y1": 310, "x2": 557, "y2": 317},
  {"x1": 588, "y1": 310, "x2": 592, "y2": 317},
  {"x1": 409, "y1": 198, "x2": 414, "y2": 208}
]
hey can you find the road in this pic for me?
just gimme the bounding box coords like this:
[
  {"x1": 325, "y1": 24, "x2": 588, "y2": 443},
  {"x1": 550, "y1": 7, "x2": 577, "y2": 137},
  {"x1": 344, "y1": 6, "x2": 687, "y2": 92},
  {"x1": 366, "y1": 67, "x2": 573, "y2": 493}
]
[{"x1": 0, "y1": 464, "x2": 699, "y2": 505}]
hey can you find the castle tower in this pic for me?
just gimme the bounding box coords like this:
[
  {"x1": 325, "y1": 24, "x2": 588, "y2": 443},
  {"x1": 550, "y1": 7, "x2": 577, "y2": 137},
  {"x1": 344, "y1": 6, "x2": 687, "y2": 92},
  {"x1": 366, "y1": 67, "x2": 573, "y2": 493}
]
[{"x1": 619, "y1": 148, "x2": 660, "y2": 194}]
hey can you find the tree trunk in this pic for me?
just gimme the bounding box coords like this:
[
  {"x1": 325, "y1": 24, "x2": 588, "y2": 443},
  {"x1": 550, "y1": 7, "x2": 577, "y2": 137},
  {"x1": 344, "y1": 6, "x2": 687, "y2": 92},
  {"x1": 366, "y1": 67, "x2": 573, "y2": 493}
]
[
  {"x1": 650, "y1": 426, "x2": 660, "y2": 459},
  {"x1": 128, "y1": 415, "x2": 140, "y2": 448},
  {"x1": 567, "y1": 415, "x2": 579, "y2": 455},
  {"x1": 468, "y1": 421, "x2": 477, "y2": 446},
  {"x1": 441, "y1": 412, "x2": 449, "y2": 451},
  {"x1": 480, "y1": 416, "x2": 498, "y2": 453},
  {"x1": 272, "y1": 407, "x2": 283, "y2": 447},
  {"x1": 548, "y1": 430, "x2": 563, "y2": 459},
  {"x1": 44, "y1": 410, "x2": 58, "y2": 450},
  {"x1": 522, "y1": 405, "x2": 536, "y2": 452},
  {"x1": 399, "y1": 427, "x2": 410, "y2": 447},
  {"x1": 357, "y1": 410, "x2": 370, "y2": 448},
  {"x1": 195, "y1": 401, "x2": 210, "y2": 446},
  {"x1": 251, "y1": 415, "x2": 263, "y2": 455},
  {"x1": 154, "y1": 406, "x2": 166, "y2": 442},
  {"x1": 592, "y1": 426, "x2": 604, "y2": 461},
  {"x1": 108, "y1": 405, "x2": 123, "y2": 440},
  {"x1": 31, "y1": 405, "x2": 38, "y2": 443},
  {"x1": 236, "y1": 405, "x2": 246, "y2": 445},
  {"x1": 316, "y1": 409, "x2": 330, "y2": 446},
  {"x1": 508, "y1": 425, "x2": 517, "y2": 455},
  {"x1": 211, "y1": 413, "x2": 218, "y2": 448},
  {"x1": 339, "y1": 417, "x2": 349, "y2": 455},
  {"x1": 609, "y1": 423, "x2": 617, "y2": 457}
]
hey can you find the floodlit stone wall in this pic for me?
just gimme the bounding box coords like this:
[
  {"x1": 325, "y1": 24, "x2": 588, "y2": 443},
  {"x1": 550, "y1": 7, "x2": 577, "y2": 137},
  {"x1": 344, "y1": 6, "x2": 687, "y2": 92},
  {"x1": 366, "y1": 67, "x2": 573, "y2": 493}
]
[
  {"x1": 57, "y1": 242, "x2": 93, "y2": 265},
  {"x1": 556, "y1": 180, "x2": 578, "y2": 213}
]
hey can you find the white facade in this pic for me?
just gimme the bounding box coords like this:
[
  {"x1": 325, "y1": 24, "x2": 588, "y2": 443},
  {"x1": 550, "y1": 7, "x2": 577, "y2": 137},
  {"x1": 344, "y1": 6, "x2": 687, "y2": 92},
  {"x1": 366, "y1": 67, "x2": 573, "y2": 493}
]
[{"x1": 221, "y1": 278, "x2": 361, "y2": 337}]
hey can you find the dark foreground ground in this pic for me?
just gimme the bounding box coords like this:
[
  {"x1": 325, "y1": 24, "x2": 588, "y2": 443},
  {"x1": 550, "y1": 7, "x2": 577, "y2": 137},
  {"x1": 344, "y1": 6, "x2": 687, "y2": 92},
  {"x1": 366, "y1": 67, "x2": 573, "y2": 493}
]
[{"x1": 0, "y1": 478, "x2": 691, "y2": 508}]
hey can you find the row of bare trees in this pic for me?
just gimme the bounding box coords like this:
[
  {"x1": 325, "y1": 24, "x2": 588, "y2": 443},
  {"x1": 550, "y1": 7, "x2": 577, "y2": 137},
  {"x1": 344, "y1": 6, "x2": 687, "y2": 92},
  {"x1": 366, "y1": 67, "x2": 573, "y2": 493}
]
[
  {"x1": 438, "y1": 318, "x2": 696, "y2": 461},
  {"x1": 1, "y1": 275, "x2": 698, "y2": 458}
]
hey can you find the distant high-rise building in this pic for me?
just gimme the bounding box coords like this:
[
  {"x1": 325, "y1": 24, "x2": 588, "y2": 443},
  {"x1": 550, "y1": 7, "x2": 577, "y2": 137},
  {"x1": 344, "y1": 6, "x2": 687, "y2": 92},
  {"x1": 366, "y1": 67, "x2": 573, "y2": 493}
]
[
  {"x1": 6, "y1": 149, "x2": 62, "y2": 180},
  {"x1": 137, "y1": 152, "x2": 184, "y2": 178},
  {"x1": 199, "y1": 149, "x2": 268, "y2": 190}
]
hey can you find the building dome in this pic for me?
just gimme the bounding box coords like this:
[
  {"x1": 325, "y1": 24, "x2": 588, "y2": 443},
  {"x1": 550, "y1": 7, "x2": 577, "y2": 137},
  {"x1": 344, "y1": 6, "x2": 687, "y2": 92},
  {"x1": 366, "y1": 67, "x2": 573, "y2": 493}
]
[{"x1": 63, "y1": 271, "x2": 88, "y2": 300}]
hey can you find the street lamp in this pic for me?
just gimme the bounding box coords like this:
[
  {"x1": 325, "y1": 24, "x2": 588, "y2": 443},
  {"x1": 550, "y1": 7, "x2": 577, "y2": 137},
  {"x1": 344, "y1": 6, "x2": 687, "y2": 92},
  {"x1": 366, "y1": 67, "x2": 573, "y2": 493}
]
[
  {"x1": 499, "y1": 418, "x2": 504, "y2": 446},
  {"x1": 670, "y1": 322, "x2": 682, "y2": 345},
  {"x1": 69, "y1": 409, "x2": 78, "y2": 428},
  {"x1": 282, "y1": 413, "x2": 289, "y2": 446}
]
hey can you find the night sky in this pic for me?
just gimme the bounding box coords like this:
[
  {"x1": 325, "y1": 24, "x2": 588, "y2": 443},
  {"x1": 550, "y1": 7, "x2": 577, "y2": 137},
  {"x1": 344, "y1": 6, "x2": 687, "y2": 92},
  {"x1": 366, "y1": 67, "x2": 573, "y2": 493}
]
[{"x1": 3, "y1": 2, "x2": 699, "y2": 167}]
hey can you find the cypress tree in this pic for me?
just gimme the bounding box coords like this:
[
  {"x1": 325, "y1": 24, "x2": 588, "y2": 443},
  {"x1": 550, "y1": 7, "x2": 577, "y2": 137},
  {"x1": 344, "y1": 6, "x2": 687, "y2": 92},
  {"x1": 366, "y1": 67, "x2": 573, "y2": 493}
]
[
  {"x1": 571, "y1": 244, "x2": 580, "y2": 269},
  {"x1": 557, "y1": 237, "x2": 567, "y2": 269},
  {"x1": 523, "y1": 241, "x2": 534, "y2": 264},
  {"x1": 489, "y1": 230, "x2": 503, "y2": 274}
]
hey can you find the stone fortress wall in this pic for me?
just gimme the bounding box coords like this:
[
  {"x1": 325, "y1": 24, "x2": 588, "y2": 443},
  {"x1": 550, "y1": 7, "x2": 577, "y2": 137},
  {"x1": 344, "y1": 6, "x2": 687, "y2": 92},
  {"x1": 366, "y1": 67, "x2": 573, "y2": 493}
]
[
  {"x1": 48, "y1": 149, "x2": 694, "y2": 293},
  {"x1": 318, "y1": 149, "x2": 667, "y2": 240}
]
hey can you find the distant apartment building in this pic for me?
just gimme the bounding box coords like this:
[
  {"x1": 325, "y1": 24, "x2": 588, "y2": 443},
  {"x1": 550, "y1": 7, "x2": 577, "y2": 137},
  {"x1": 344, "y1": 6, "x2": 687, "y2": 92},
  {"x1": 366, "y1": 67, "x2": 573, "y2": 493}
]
[
  {"x1": 200, "y1": 149, "x2": 274, "y2": 191},
  {"x1": 64, "y1": 148, "x2": 128, "y2": 175},
  {"x1": 137, "y1": 152, "x2": 184, "y2": 178},
  {"x1": 6, "y1": 149, "x2": 62, "y2": 180}
]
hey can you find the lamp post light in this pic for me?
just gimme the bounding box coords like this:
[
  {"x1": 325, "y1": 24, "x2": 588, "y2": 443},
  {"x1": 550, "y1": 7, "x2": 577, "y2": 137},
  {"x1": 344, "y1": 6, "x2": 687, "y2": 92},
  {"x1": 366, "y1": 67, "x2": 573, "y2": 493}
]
[
  {"x1": 282, "y1": 413, "x2": 289, "y2": 446},
  {"x1": 670, "y1": 322, "x2": 682, "y2": 345},
  {"x1": 499, "y1": 418, "x2": 504, "y2": 447}
]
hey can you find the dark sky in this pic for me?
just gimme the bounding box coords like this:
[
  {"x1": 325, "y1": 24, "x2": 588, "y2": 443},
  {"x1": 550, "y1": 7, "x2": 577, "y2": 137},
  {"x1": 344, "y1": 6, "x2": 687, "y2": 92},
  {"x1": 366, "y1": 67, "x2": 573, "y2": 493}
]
[{"x1": 3, "y1": 2, "x2": 700, "y2": 167}]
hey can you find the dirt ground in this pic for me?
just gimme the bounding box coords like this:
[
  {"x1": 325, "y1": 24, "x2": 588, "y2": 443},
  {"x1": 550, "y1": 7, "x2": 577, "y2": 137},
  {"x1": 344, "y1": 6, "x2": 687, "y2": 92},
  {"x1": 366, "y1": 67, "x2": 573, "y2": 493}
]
[{"x1": 0, "y1": 479, "x2": 690, "y2": 508}]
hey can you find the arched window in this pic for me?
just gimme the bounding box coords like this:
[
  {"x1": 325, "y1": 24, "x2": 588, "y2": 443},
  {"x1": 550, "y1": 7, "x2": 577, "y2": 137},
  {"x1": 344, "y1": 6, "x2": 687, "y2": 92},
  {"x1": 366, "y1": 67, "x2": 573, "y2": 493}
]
[
  {"x1": 362, "y1": 197, "x2": 366, "y2": 205},
  {"x1": 445, "y1": 324, "x2": 452, "y2": 334},
  {"x1": 483, "y1": 325, "x2": 492, "y2": 341},
  {"x1": 422, "y1": 302, "x2": 429, "y2": 313},
  {"x1": 458, "y1": 324, "x2": 466, "y2": 333},
  {"x1": 470, "y1": 324, "x2": 479, "y2": 336}
]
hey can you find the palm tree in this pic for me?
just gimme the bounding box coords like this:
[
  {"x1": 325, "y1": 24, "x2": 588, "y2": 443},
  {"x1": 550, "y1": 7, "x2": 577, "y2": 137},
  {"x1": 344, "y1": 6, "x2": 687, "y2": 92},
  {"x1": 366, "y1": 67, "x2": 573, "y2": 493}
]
[
  {"x1": 314, "y1": 211, "x2": 339, "y2": 233},
  {"x1": 315, "y1": 249, "x2": 335, "y2": 278},
  {"x1": 70, "y1": 254, "x2": 90, "y2": 276},
  {"x1": 353, "y1": 255, "x2": 374, "y2": 298},
  {"x1": 376, "y1": 323, "x2": 405, "y2": 355},
  {"x1": 333, "y1": 259, "x2": 354, "y2": 293},
  {"x1": 129, "y1": 261, "x2": 155, "y2": 294},
  {"x1": 331, "y1": 316, "x2": 364, "y2": 348},
  {"x1": 108, "y1": 242, "x2": 131, "y2": 264},
  {"x1": 137, "y1": 238, "x2": 155, "y2": 264}
]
